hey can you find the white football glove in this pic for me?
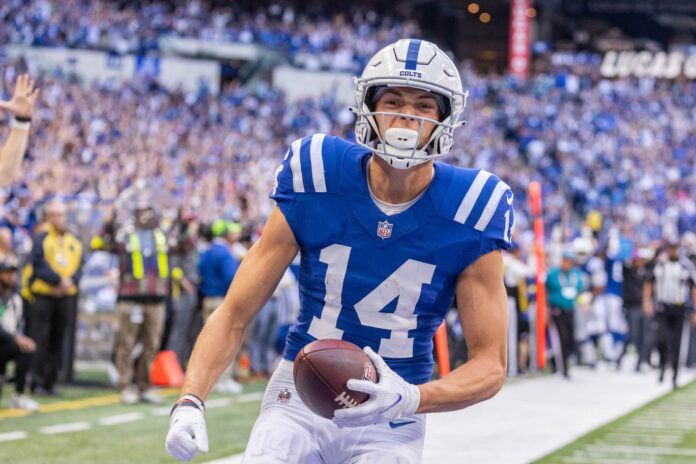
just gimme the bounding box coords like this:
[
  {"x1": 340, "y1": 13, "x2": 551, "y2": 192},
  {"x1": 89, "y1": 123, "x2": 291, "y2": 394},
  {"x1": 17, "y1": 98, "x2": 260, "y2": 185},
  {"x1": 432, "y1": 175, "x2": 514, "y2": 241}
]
[
  {"x1": 333, "y1": 346, "x2": 420, "y2": 428},
  {"x1": 165, "y1": 394, "x2": 209, "y2": 462}
]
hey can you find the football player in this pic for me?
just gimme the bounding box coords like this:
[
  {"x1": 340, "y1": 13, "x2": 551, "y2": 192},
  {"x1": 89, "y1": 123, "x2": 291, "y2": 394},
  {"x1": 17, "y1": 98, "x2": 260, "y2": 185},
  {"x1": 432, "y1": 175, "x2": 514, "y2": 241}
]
[{"x1": 166, "y1": 39, "x2": 514, "y2": 463}]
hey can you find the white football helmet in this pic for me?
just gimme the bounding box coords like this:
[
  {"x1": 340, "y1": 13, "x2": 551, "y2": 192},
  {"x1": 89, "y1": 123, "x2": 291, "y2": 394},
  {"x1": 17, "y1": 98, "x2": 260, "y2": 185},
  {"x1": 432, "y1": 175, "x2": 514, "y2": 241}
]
[{"x1": 353, "y1": 39, "x2": 468, "y2": 169}]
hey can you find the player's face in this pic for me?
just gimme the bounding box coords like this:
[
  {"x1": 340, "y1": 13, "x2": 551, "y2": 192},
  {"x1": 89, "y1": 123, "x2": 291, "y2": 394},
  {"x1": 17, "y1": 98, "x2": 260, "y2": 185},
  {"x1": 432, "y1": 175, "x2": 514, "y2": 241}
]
[{"x1": 374, "y1": 87, "x2": 440, "y2": 149}]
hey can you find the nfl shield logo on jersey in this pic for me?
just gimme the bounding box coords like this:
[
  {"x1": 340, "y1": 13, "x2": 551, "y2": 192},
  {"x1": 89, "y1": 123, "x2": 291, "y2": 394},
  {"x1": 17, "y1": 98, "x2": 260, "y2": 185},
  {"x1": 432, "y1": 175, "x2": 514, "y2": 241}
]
[
  {"x1": 277, "y1": 388, "x2": 292, "y2": 404},
  {"x1": 377, "y1": 220, "x2": 393, "y2": 239}
]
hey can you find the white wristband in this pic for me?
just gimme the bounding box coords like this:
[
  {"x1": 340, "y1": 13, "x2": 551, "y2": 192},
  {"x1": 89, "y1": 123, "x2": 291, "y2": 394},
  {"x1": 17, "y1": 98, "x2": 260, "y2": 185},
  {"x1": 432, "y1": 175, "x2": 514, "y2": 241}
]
[{"x1": 11, "y1": 120, "x2": 31, "y2": 132}]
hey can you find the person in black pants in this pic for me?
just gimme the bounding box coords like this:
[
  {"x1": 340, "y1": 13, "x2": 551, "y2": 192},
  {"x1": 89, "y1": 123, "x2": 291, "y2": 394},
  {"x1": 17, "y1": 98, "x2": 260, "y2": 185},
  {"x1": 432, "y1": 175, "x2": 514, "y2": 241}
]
[
  {"x1": 0, "y1": 255, "x2": 39, "y2": 411},
  {"x1": 26, "y1": 199, "x2": 83, "y2": 395},
  {"x1": 618, "y1": 249, "x2": 652, "y2": 371},
  {"x1": 546, "y1": 251, "x2": 584, "y2": 378},
  {"x1": 644, "y1": 239, "x2": 696, "y2": 389}
]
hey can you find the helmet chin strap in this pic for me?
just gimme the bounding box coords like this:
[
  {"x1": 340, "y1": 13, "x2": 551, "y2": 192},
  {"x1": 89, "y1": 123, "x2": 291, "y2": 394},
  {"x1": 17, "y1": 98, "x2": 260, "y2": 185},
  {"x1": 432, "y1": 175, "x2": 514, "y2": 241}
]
[{"x1": 374, "y1": 127, "x2": 429, "y2": 170}]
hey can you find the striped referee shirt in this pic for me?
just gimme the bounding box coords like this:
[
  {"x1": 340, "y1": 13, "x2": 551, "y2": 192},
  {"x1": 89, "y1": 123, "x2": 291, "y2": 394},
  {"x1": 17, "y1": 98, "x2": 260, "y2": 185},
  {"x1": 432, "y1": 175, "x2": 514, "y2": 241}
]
[{"x1": 651, "y1": 258, "x2": 696, "y2": 305}]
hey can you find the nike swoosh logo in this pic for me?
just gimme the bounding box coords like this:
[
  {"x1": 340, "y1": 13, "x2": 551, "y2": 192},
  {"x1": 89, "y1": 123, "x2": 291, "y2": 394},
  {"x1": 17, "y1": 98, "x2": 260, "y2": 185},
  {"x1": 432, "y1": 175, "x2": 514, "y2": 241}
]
[
  {"x1": 506, "y1": 192, "x2": 514, "y2": 205},
  {"x1": 389, "y1": 420, "x2": 417, "y2": 429}
]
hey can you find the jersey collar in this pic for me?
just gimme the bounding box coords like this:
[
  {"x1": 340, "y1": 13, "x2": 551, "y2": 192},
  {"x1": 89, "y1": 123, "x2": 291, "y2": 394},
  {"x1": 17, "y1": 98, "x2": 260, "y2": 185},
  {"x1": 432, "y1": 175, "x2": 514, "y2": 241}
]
[{"x1": 345, "y1": 153, "x2": 451, "y2": 246}]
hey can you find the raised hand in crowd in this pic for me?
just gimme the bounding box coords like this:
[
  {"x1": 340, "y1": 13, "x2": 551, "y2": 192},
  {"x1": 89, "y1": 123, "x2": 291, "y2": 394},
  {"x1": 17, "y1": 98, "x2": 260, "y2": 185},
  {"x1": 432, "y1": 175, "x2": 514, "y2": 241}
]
[
  {"x1": 0, "y1": 73, "x2": 41, "y2": 186},
  {"x1": 0, "y1": 73, "x2": 40, "y2": 119}
]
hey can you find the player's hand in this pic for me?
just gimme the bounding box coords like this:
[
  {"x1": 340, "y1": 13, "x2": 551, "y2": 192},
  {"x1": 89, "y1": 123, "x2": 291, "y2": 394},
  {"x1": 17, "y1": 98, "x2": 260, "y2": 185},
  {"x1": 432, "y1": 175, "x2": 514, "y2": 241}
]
[
  {"x1": 643, "y1": 302, "x2": 654, "y2": 318},
  {"x1": 0, "y1": 74, "x2": 40, "y2": 118},
  {"x1": 14, "y1": 334, "x2": 36, "y2": 353},
  {"x1": 165, "y1": 395, "x2": 209, "y2": 462},
  {"x1": 333, "y1": 346, "x2": 420, "y2": 428}
]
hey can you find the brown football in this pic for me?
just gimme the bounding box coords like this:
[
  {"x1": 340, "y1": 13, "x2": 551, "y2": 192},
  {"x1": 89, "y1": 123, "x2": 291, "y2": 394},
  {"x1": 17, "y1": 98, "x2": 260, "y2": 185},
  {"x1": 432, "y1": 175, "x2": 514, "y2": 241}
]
[{"x1": 293, "y1": 339, "x2": 378, "y2": 420}]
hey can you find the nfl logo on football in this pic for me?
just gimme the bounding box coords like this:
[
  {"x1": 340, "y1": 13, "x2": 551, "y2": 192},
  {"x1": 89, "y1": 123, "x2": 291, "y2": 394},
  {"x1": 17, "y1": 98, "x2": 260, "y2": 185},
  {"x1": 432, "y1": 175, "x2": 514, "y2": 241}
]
[
  {"x1": 363, "y1": 362, "x2": 376, "y2": 381},
  {"x1": 377, "y1": 220, "x2": 393, "y2": 239}
]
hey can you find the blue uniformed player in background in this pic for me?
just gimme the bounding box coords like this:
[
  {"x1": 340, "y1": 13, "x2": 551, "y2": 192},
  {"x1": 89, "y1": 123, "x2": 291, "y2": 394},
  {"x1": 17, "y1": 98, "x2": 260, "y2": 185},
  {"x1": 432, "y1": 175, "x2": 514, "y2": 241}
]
[{"x1": 166, "y1": 39, "x2": 514, "y2": 463}]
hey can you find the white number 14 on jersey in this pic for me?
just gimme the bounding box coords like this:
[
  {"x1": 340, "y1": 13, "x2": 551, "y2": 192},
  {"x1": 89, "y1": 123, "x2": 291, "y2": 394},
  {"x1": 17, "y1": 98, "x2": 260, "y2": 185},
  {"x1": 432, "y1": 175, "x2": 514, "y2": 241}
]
[{"x1": 307, "y1": 244, "x2": 435, "y2": 358}]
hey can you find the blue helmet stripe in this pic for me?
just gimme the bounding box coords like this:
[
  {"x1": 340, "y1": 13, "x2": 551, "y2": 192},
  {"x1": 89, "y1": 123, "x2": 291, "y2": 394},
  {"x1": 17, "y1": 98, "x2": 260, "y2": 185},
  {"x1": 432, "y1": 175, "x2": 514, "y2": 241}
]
[{"x1": 405, "y1": 39, "x2": 421, "y2": 70}]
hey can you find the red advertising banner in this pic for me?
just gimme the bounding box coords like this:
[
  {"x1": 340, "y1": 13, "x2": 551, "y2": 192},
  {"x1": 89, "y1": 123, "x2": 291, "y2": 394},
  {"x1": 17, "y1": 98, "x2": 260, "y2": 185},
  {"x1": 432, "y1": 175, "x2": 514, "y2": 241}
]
[{"x1": 509, "y1": 0, "x2": 531, "y2": 79}]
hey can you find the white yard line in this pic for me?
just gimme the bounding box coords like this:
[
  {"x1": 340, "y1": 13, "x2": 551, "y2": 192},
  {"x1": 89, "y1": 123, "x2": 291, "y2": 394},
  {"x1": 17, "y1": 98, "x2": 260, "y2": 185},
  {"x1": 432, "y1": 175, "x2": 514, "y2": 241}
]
[
  {"x1": 39, "y1": 422, "x2": 92, "y2": 435},
  {"x1": 234, "y1": 392, "x2": 264, "y2": 403},
  {"x1": 605, "y1": 430, "x2": 684, "y2": 438},
  {"x1": 597, "y1": 434, "x2": 682, "y2": 445},
  {"x1": 621, "y1": 422, "x2": 690, "y2": 431},
  {"x1": 0, "y1": 431, "x2": 28, "y2": 442},
  {"x1": 560, "y1": 455, "x2": 657, "y2": 464},
  {"x1": 205, "y1": 398, "x2": 232, "y2": 409},
  {"x1": 627, "y1": 418, "x2": 696, "y2": 428},
  {"x1": 151, "y1": 391, "x2": 263, "y2": 417},
  {"x1": 586, "y1": 444, "x2": 696, "y2": 457},
  {"x1": 98, "y1": 412, "x2": 145, "y2": 426},
  {"x1": 150, "y1": 406, "x2": 172, "y2": 417}
]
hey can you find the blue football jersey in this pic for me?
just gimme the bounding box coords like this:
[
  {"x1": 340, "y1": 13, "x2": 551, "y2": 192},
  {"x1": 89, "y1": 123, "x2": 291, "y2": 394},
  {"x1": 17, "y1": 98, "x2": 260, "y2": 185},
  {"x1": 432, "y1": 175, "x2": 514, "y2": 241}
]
[
  {"x1": 270, "y1": 134, "x2": 514, "y2": 384},
  {"x1": 604, "y1": 255, "x2": 623, "y2": 297}
]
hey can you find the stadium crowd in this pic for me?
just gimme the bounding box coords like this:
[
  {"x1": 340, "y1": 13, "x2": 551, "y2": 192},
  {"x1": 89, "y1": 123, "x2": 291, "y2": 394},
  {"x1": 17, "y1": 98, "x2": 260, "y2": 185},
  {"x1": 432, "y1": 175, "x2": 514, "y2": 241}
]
[
  {"x1": 0, "y1": 0, "x2": 419, "y2": 73},
  {"x1": 0, "y1": 1, "x2": 695, "y2": 410},
  {"x1": 0, "y1": 60, "x2": 693, "y2": 248}
]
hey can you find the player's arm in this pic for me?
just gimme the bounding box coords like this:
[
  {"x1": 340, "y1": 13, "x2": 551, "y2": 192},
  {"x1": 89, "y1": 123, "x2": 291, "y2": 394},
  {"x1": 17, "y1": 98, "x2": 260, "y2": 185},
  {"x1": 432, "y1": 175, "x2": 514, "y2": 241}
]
[
  {"x1": 643, "y1": 277, "x2": 654, "y2": 317},
  {"x1": 167, "y1": 207, "x2": 298, "y2": 462},
  {"x1": 181, "y1": 206, "x2": 299, "y2": 400},
  {"x1": 0, "y1": 74, "x2": 40, "y2": 186},
  {"x1": 417, "y1": 250, "x2": 508, "y2": 413}
]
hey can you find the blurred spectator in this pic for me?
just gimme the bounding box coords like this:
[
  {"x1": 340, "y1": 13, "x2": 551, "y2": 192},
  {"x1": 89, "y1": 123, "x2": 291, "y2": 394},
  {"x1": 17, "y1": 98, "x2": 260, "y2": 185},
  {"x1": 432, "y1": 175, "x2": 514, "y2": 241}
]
[
  {"x1": 0, "y1": 254, "x2": 38, "y2": 411},
  {"x1": 197, "y1": 219, "x2": 242, "y2": 392},
  {"x1": 0, "y1": 73, "x2": 40, "y2": 186},
  {"x1": 198, "y1": 220, "x2": 239, "y2": 321},
  {"x1": 112, "y1": 205, "x2": 170, "y2": 404},
  {"x1": 273, "y1": 268, "x2": 300, "y2": 355},
  {"x1": 546, "y1": 250, "x2": 585, "y2": 378},
  {"x1": 503, "y1": 244, "x2": 534, "y2": 375},
  {"x1": 643, "y1": 239, "x2": 696, "y2": 389},
  {"x1": 618, "y1": 248, "x2": 653, "y2": 372},
  {"x1": 165, "y1": 214, "x2": 201, "y2": 368},
  {"x1": 576, "y1": 241, "x2": 614, "y2": 366},
  {"x1": 226, "y1": 221, "x2": 247, "y2": 261},
  {"x1": 27, "y1": 198, "x2": 83, "y2": 395},
  {"x1": 686, "y1": 235, "x2": 696, "y2": 368},
  {"x1": 248, "y1": 270, "x2": 293, "y2": 379}
]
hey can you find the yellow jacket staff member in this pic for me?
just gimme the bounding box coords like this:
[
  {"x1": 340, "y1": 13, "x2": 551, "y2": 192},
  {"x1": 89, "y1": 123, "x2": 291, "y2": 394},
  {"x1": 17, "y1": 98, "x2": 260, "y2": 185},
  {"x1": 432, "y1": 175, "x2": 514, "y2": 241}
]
[
  {"x1": 26, "y1": 199, "x2": 83, "y2": 394},
  {"x1": 29, "y1": 201, "x2": 83, "y2": 297}
]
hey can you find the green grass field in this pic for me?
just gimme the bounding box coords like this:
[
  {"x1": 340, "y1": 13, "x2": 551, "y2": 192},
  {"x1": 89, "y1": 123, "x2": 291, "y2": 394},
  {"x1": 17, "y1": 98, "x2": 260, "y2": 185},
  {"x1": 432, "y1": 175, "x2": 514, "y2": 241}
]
[
  {"x1": 535, "y1": 379, "x2": 696, "y2": 464},
  {"x1": 0, "y1": 369, "x2": 267, "y2": 464},
  {"x1": 4, "y1": 368, "x2": 694, "y2": 464}
]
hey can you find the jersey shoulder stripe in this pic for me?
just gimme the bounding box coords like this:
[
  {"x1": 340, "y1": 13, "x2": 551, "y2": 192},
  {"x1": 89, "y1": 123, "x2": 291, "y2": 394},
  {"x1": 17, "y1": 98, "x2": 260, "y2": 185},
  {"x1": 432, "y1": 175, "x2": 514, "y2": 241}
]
[
  {"x1": 474, "y1": 179, "x2": 512, "y2": 232},
  {"x1": 309, "y1": 133, "x2": 327, "y2": 192},
  {"x1": 453, "y1": 169, "x2": 492, "y2": 224},
  {"x1": 446, "y1": 167, "x2": 511, "y2": 229},
  {"x1": 274, "y1": 133, "x2": 355, "y2": 197},
  {"x1": 440, "y1": 166, "x2": 514, "y2": 239},
  {"x1": 289, "y1": 138, "x2": 304, "y2": 192}
]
